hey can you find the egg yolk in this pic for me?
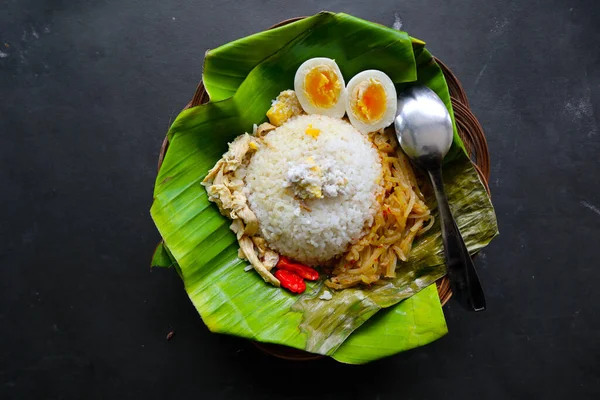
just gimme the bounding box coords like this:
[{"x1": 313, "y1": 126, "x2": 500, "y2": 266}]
[
  {"x1": 305, "y1": 124, "x2": 321, "y2": 138},
  {"x1": 351, "y1": 79, "x2": 387, "y2": 123},
  {"x1": 304, "y1": 66, "x2": 342, "y2": 108}
]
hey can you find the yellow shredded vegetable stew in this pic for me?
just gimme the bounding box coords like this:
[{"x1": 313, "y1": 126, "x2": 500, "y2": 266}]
[{"x1": 201, "y1": 57, "x2": 432, "y2": 293}]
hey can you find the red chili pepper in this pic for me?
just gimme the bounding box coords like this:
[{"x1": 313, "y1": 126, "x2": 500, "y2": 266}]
[
  {"x1": 275, "y1": 269, "x2": 306, "y2": 294},
  {"x1": 277, "y1": 256, "x2": 319, "y2": 281}
]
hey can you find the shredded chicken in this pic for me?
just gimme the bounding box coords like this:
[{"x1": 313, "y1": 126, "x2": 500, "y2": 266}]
[
  {"x1": 256, "y1": 122, "x2": 276, "y2": 138},
  {"x1": 252, "y1": 236, "x2": 279, "y2": 271},
  {"x1": 238, "y1": 237, "x2": 280, "y2": 286},
  {"x1": 203, "y1": 159, "x2": 224, "y2": 183},
  {"x1": 202, "y1": 133, "x2": 280, "y2": 286}
]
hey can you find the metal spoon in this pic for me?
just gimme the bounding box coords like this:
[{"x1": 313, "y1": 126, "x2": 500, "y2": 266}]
[{"x1": 394, "y1": 85, "x2": 486, "y2": 312}]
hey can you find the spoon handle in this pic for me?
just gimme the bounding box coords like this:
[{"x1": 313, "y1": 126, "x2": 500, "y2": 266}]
[{"x1": 427, "y1": 167, "x2": 486, "y2": 312}]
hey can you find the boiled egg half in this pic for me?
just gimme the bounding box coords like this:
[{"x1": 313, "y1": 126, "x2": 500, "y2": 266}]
[
  {"x1": 294, "y1": 58, "x2": 346, "y2": 118},
  {"x1": 345, "y1": 70, "x2": 397, "y2": 134}
]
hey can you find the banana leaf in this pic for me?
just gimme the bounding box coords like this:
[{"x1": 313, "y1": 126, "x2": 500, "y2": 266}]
[
  {"x1": 151, "y1": 241, "x2": 446, "y2": 364},
  {"x1": 202, "y1": 16, "x2": 325, "y2": 102},
  {"x1": 332, "y1": 283, "x2": 447, "y2": 364},
  {"x1": 151, "y1": 241, "x2": 183, "y2": 279},
  {"x1": 151, "y1": 12, "x2": 498, "y2": 363},
  {"x1": 151, "y1": 240, "x2": 446, "y2": 364},
  {"x1": 151, "y1": 241, "x2": 171, "y2": 268}
]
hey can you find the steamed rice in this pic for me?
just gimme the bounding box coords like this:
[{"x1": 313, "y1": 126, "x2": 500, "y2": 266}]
[{"x1": 244, "y1": 115, "x2": 382, "y2": 265}]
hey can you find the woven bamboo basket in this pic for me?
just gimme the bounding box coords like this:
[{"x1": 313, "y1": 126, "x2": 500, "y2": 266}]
[{"x1": 157, "y1": 17, "x2": 491, "y2": 361}]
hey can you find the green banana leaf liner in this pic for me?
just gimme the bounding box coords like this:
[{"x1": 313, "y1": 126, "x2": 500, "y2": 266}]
[{"x1": 150, "y1": 12, "x2": 498, "y2": 364}]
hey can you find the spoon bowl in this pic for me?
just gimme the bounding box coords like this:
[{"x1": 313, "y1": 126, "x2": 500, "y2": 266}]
[{"x1": 395, "y1": 85, "x2": 454, "y2": 166}]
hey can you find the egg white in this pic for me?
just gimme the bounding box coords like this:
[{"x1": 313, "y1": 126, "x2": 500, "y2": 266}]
[
  {"x1": 345, "y1": 70, "x2": 397, "y2": 134},
  {"x1": 294, "y1": 58, "x2": 347, "y2": 118}
]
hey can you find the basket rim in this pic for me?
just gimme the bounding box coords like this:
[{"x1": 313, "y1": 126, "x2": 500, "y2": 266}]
[{"x1": 156, "y1": 16, "x2": 492, "y2": 360}]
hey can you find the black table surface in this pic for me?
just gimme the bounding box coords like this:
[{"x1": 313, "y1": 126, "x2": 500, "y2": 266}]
[{"x1": 2, "y1": 0, "x2": 599, "y2": 398}]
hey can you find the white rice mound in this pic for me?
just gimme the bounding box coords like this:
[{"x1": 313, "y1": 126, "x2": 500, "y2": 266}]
[{"x1": 244, "y1": 114, "x2": 383, "y2": 265}]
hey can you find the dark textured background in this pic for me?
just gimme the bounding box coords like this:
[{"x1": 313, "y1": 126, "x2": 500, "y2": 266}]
[{"x1": 1, "y1": 0, "x2": 599, "y2": 398}]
